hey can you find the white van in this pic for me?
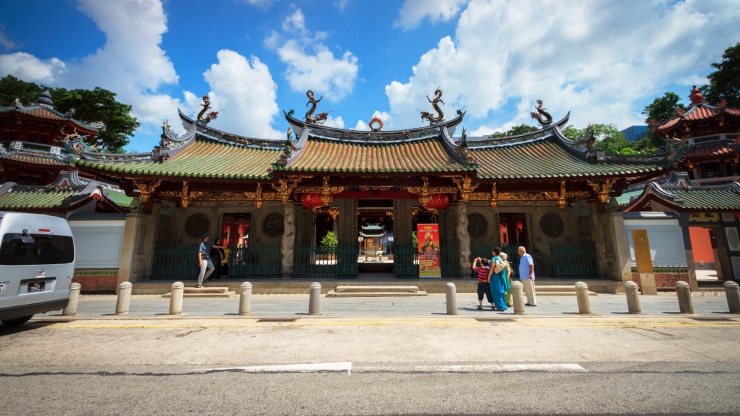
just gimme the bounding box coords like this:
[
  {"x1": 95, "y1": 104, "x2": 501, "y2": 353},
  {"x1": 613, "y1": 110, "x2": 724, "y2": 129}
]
[{"x1": 0, "y1": 212, "x2": 75, "y2": 325}]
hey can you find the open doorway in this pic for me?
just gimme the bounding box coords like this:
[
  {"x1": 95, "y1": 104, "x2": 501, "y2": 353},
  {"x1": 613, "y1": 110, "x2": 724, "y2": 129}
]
[
  {"x1": 222, "y1": 213, "x2": 251, "y2": 249},
  {"x1": 498, "y1": 213, "x2": 528, "y2": 247},
  {"x1": 357, "y1": 200, "x2": 394, "y2": 274},
  {"x1": 689, "y1": 226, "x2": 721, "y2": 282}
]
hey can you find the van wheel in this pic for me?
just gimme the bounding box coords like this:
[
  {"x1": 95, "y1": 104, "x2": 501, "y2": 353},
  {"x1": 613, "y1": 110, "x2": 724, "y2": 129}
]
[{"x1": 1, "y1": 315, "x2": 33, "y2": 326}]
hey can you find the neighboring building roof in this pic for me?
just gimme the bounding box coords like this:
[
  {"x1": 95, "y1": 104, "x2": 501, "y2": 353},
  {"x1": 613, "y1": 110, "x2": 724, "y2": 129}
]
[
  {"x1": 685, "y1": 141, "x2": 738, "y2": 159},
  {"x1": 78, "y1": 140, "x2": 282, "y2": 180},
  {"x1": 0, "y1": 104, "x2": 100, "y2": 134},
  {"x1": 649, "y1": 86, "x2": 740, "y2": 139},
  {"x1": 622, "y1": 171, "x2": 740, "y2": 212},
  {"x1": 0, "y1": 171, "x2": 130, "y2": 213}
]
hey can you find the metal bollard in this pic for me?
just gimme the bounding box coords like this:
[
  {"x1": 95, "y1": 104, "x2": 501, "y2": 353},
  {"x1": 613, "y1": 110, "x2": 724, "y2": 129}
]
[
  {"x1": 63, "y1": 282, "x2": 81, "y2": 316},
  {"x1": 511, "y1": 281, "x2": 525, "y2": 315},
  {"x1": 239, "y1": 281, "x2": 253, "y2": 315},
  {"x1": 169, "y1": 281, "x2": 184, "y2": 315},
  {"x1": 445, "y1": 282, "x2": 457, "y2": 315},
  {"x1": 624, "y1": 281, "x2": 641, "y2": 314},
  {"x1": 676, "y1": 281, "x2": 694, "y2": 314},
  {"x1": 724, "y1": 281, "x2": 740, "y2": 313},
  {"x1": 115, "y1": 281, "x2": 132, "y2": 316},
  {"x1": 575, "y1": 281, "x2": 591, "y2": 314},
  {"x1": 308, "y1": 282, "x2": 321, "y2": 315}
]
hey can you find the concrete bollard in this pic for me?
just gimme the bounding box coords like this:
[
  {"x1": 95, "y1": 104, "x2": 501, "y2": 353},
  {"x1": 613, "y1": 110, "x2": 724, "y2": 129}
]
[
  {"x1": 445, "y1": 282, "x2": 457, "y2": 315},
  {"x1": 169, "y1": 281, "x2": 184, "y2": 315},
  {"x1": 63, "y1": 282, "x2": 81, "y2": 316},
  {"x1": 624, "y1": 281, "x2": 641, "y2": 314},
  {"x1": 239, "y1": 281, "x2": 253, "y2": 315},
  {"x1": 115, "y1": 281, "x2": 132, "y2": 316},
  {"x1": 676, "y1": 281, "x2": 694, "y2": 314},
  {"x1": 308, "y1": 282, "x2": 321, "y2": 315},
  {"x1": 511, "y1": 281, "x2": 525, "y2": 315},
  {"x1": 724, "y1": 281, "x2": 740, "y2": 313},
  {"x1": 575, "y1": 281, "x2": 591, "y2": 315}
]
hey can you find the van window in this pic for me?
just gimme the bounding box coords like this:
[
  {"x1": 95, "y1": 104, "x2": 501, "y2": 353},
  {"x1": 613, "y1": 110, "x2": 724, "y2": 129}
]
[{"x1": 0, "y1": 233, "x2": 74, "y2": 265}]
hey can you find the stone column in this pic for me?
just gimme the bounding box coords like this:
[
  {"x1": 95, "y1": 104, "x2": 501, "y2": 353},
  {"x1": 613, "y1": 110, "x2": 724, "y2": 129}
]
[
  {"x1": 281, "y1": 203, "x2": 296, "y2": 277},
  {"x1": 599, "y1": 211, "x2": 632, "y2": 282},
  {"x1": 456, "y1": 203, "x2": 471, "y2": 277},
  {"x1": 116, "y1": 210, "x2": 147, "y2": 291},
  {"x1": 678, "y1": 214, "x2": 699, "y2": 291}
]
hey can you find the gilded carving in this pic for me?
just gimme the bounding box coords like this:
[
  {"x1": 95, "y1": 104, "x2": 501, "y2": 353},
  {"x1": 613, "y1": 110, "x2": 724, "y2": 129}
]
[
  {"x1": 132, "y1": 179, "x2": 161, "y2": 203},
  {"x1": 452, "y1": 176, "x2": 478, "y2": 203},
  {"x1": 587, "y1": 179, "x2": 614, "y2": 203},
  {"x1": 407, "y1": 176, "x2": 456, "y2": 208},
  {"x1": 558, "y1": 180, "x2": 567, "y2": 208},
  {"x1": 272, "y1": 177, "x2": 305, "y2": 204}
]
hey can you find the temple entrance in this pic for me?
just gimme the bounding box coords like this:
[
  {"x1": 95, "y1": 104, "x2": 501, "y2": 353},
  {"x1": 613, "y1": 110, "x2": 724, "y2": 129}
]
[
  {"x1": 357, "y1": 200, "x2": 394, "y2": 274},
  {"x1": 222, "y1": 213, "x2": 251, "y2": 249},
  {"x1": 689, "y1": 226, "x2": 722, "y2": 282},
  {"x1": 498, "y1": 213, "x2": 528, "y2": 248}
]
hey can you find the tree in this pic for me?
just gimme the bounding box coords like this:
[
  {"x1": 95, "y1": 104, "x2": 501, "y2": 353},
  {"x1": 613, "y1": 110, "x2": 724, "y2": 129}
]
[
  {"x1": 701, "y1": 42, "x2": 740, "y2": 107},
  {"x1": 642, "y1": 92, "x2": 685, "y2": 124},
  {"x1": 489, "y1": 123, "x2": 539, "y2": 138},
  {"x1": 0, "y1": 75, "x2": 139, "y2": 152},
  {"x1": 562, "y1": 123, "x2": 632, "y2": 154}
]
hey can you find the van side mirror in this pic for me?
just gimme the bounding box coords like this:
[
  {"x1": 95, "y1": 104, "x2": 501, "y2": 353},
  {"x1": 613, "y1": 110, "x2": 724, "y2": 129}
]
[{"x1": 20, "y1": 229, "x2": 35, "y2": 244}]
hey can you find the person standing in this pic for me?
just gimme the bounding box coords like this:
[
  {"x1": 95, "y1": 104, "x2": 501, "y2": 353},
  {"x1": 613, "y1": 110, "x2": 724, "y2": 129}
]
[
  {"x1": 488, "y1": 248, "x2": 508, "y2": 311},
  {"x1": 196, "y1": 234, "x2": 215, "y2": 288},
  {"x1": 221, "y1": 244, "x2": 231, "y2": 278},
  {"x1": 209, "y1": 239, "x2": 224, "y2": 280},
  {"x1": 518, "y1": 246, "x2": 537, "y2": 306},
  {"x1": 499, "y1": 252, "x2": 513, "y2": 307},
  {"x1": 472, "y1": 257, "x2": 494, "y2": 311}
]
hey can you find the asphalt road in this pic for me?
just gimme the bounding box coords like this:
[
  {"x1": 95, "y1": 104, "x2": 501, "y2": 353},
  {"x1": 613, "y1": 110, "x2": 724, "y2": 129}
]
[{"x1": 1, "y1": 316, "x2": 739, "y2": 415}]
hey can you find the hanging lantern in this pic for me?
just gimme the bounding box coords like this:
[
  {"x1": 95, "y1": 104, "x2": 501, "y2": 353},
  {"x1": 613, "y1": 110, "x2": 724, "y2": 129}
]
[
  {"x1": 425, "y1": 193, "x2": 449, "y2": 209},
  {"x1": 301, "y1": 193, "x2": 323, "y2": 209}
]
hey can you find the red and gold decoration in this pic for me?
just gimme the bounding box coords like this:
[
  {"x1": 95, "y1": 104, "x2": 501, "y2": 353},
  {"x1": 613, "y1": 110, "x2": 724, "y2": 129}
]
[
  {"x1": 301, "y1": 193, "x2": 324, "y2": 209},
  {"x1": 417, "y1": 223, "x2": 441, "y2": 278}
]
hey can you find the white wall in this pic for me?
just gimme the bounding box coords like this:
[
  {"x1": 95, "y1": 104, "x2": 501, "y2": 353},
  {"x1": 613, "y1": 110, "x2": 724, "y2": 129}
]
[
  {"x1": 624, "y1": 216, "x2": 687, "y2": 268},
  {"x1": 69, "y1": 219, "x2": 125, "y2": 269}
]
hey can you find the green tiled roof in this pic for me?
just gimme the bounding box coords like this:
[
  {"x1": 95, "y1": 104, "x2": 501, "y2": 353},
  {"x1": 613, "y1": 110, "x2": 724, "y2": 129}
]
[
  {"x1": 78, "y1": 141, "x2": 281, "y2": 179},
  {"x1": 0, "y1": 152, "x2": 70, "y2": 167},
  {"x1": 278, "y1": 137, "x2": 471, "y2": 173},
  {"x1": 0, "y1": 190, "x2": 72, "y2": 209},
  {"x1": 103, "y1": 189, "x2": 134, "y2": 207},
  {"x1": 615, "y1": 189, "x2": 644, "y2": 206},
  {"x1": 672, "y1": 188, "x2": 740, "y2": 210},
  {"x1": 472, "y1": 141, "x2": 664, "y2": 179}
]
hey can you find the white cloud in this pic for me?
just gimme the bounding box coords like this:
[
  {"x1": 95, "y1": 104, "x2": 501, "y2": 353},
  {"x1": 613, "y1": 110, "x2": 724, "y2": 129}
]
[
  {"x1": 202, "y1": 50, "x2": 282, "y2": 140},
  {"x1": 240, "y1": 0, "x2": 272, "y2": 8},
  {"x1": 336, "y1": 0, "x2": 350, "y2": 12},
  {"x1": 322, "y1": 115, "x2": 345, "y2": 129},
  {"x1": 386, "y1": 0, "x2": 740, "y2": 132},
  {"x1": 0, "y1": 52, "x2": 65, "y2": 84},
  {"x1": 395, "y1": 0, "x2": 468, "y2": 30},
  {"x1": 0, "y1": 25, "x2": 16, "y2": 50},
  {"x1": 267, "y1": 8, "x2": 359, "y2": 102}
]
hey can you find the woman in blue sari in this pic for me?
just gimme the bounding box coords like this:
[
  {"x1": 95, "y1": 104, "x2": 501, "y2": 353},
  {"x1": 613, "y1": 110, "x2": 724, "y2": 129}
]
[{"x1": 488, "y1": 247, "x2": 509, "y2": 311}]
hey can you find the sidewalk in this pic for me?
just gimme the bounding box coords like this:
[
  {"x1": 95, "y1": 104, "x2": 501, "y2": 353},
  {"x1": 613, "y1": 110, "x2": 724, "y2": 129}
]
[{"x1": 34, "y1": 292, "x2": 738, "y2": 320}]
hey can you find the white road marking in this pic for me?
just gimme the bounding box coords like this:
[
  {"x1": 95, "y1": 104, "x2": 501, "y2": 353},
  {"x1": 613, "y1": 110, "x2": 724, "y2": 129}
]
[
  {"x1": 208, "y1": 362, "x2": 352, "y2": 374},
  {"x1": 355, "y1": 364, "x2": 587, "y2": 373}
]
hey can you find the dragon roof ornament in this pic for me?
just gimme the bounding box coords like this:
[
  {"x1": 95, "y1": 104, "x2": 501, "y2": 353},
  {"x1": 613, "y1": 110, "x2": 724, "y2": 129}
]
[
  {"x1": 305, "y1": 90, "x2": 329, "y2": 125},
  {"x1": 420, "y1": 88, "x2": 445, "y2": 125},
  {"x1": 530, "y1": 99, "x2": 553, "y2": 127},
  {"x1": 197, "y1": 94, "x2": 219, "y2": 124}
]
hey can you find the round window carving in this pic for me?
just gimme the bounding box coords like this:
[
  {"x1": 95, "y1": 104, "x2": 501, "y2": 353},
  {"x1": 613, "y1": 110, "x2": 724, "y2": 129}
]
[
  {"x1": 262, "y1": 212, "x2": 285, "y2": 238},
  {"x1": 467, "y1": 213, "x2": 488, "y2": 237},
  {"x1": 185, "y1": 213, "x2": 210, "y2": 238},
  {"x1": 540, "y1": 212, "x2": 565, "y2": 238}
]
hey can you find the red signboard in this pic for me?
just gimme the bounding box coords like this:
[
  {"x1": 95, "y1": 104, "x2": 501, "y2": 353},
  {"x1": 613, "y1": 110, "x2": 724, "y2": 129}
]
[
  {"x1": 300, "y1": 193, "x2": 323, "y2": 209},
  {"x1": 417, "y1": 223, "x2": 441, "y2": 278}
]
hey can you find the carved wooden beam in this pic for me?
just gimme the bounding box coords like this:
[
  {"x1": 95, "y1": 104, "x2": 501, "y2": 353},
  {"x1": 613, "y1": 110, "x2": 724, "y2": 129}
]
[{"x1": 132, "y1": 179, "x2": 161, "y2": 203}]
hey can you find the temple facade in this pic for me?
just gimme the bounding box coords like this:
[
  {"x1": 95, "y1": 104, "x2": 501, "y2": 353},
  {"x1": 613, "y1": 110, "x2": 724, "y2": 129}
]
[{"x1": 68, "y1": 91, "x2": 684, "y2": 287}]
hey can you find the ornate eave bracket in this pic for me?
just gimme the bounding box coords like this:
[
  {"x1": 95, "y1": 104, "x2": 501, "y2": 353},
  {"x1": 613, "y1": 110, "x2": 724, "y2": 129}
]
[
  {"x1": 407, "y1": 176, "x2": 456, "y2": 208},
  {"x1": 132, "y1": 179, "x2": 161, "y2": 203},
  {"x1": 587, "y1": 179, "x2": 615, "y2": 203},
  {"x1": 273, "y1": 176, "x2": 309, "y2": 204},
  {"x1": 452, "y1": 176, "x2": 478, "y2": 203}
]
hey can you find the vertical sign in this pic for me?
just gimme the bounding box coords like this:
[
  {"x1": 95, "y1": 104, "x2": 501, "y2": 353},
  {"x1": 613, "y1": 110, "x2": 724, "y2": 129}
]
[
  {"x1": 631, "y1": 229, "x2": 654, "y2": 273},
  {"x1": 417, "y1": 223, "x2": 441, "y2": 278}
]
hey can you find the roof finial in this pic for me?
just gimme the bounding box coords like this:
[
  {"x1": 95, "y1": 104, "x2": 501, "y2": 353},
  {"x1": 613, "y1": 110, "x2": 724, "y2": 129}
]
[
  {"x1": 689, "y1": 85, "x2": 705, "y2": 105},
  {"x1": 35, "y1": 89, "x2": 53, "y2": 108}
]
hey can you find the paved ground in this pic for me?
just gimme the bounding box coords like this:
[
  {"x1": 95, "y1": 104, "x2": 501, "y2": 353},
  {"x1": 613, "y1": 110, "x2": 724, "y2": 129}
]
[{"x1": 33, "y1": 291, "x2": 735, "y2": 320}]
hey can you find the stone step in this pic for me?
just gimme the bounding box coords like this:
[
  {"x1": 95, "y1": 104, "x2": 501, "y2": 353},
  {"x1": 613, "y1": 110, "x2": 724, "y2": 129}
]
[
  {"x1": 537, "y1": 291, "x2": 598, "y2": 297},
  {"x1": 183, "y1": 286, "x2": 230, "y2": 293},
  {"x1": 535, "y1": 285, "x2": 598, "y2": 296},
  {"x1": 334, "y1": 285, "x2": 420, "y2": 293},
  {"x1": 326, "y1": 290, "x2": 428, "y2": 298}
]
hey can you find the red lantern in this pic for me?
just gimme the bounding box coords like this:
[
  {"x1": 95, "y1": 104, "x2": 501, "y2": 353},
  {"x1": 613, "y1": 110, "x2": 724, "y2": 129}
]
[
  {"x1": 425, "y1": 193, "x2": 449, "y2": 209},
  {"x1": 301, "y1": 193, "x2": 323, "y2": 209}
]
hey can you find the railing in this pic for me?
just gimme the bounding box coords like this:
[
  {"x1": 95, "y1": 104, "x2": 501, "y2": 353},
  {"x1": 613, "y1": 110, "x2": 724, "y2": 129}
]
[
  {"x1": 293, "y1": 244, "x2": 358, "y2": 279},
  {"x1": 394, "y1": 243, "x2": 418, "y2": 279},
  {"x1": 151, "y1": 243, "x2": 280, "y2": 279},
  {"x1": 439, "y1": 244, "x2": 461, "y2": 278},
  {"x1": 550, "y1": 243, "x2": 598, "y2": 278}
]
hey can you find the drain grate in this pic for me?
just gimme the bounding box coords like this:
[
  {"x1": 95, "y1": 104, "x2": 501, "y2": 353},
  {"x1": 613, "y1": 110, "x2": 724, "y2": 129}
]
[
  {"x1": 690, "y1": 317, "x2": 733, "y2": 322},
  {"x1": 256, "y1": 318, "x2": 298, "y2": 323},
  {"x1": 474, "y1": 317, "x2": 517, "y2": 323}
]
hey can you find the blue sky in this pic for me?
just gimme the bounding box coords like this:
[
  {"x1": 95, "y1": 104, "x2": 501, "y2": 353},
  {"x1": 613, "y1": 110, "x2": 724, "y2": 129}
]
[{"x1": 1, "y1": 0, "x2": 739, "y2": 152}]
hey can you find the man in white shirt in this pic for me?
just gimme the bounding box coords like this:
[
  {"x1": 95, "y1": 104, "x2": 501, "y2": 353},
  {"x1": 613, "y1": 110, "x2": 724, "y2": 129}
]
[{"x1": 518, "y1": 246, "x2": 537, "y2": 306}]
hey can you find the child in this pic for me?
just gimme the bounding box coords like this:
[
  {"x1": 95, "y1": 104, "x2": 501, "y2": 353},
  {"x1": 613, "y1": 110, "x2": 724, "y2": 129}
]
[{"x1": 472, "y1": 257, "x2": 494, "y2": 310}]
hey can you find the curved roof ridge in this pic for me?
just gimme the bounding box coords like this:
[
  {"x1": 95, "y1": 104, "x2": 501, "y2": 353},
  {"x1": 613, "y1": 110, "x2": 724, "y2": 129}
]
[{"x1": 178, "y1": 109, "x2": 283, "y2": 145}]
